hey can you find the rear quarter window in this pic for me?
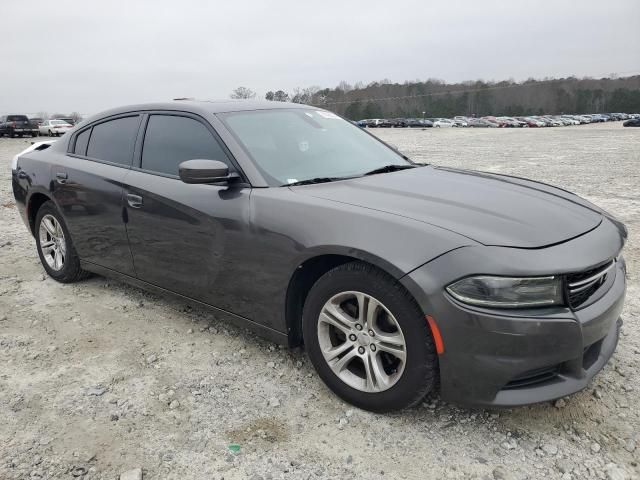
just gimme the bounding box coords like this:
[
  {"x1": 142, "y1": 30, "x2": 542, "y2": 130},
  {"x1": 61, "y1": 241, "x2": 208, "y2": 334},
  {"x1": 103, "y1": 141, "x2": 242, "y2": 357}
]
[
  {"x1": 86, "y1": 116, "x2": 141, "y2": 166},
  {"x1": 74, "y1": 128, "x2": 91, "y2": 156}
]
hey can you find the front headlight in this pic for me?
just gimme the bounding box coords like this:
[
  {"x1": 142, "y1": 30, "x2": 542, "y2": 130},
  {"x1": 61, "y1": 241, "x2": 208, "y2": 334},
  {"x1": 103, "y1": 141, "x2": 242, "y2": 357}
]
[{"x1": 446, "y1": 275, "x2": 563, "y2": 308}]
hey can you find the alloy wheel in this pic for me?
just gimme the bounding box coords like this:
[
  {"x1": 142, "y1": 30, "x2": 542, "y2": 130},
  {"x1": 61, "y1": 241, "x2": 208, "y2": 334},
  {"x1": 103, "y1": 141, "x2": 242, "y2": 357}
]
[
  {"x1": 39, "y1": 214, "x2": 66, "y2": 271},
  {"x1": 317, "y1": 291, "x2": 406, "y2": 392}
]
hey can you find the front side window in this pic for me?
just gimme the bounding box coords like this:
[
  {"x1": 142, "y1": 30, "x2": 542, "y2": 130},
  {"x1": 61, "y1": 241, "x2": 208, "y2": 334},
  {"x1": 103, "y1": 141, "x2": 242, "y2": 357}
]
[
  {"x1": 219, "y1": 109, "x2": 408, "y2": 186},
  {"x1": 86, "y1": 116, "x2": 141, "y2": 166},
  {"x1": 141, "y1": 115, "x2": 230, "y2": 176}
]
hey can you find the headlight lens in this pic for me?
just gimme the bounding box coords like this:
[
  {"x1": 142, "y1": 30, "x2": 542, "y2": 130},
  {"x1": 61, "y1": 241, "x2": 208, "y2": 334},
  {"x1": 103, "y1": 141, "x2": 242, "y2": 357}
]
[{"x1": 446, "y1": 275, "x2": 563, "y2": 308}]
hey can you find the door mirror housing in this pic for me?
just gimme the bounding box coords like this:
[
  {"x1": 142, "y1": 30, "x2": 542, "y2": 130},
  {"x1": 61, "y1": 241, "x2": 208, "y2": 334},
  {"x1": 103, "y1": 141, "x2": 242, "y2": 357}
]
[{"x1": 178, "y1": 159, "x2": 237, "y2": 184}]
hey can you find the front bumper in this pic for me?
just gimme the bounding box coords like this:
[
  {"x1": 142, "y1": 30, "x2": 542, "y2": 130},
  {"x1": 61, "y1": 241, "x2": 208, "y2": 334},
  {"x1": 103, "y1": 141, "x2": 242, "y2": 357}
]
[{"x1": 401, "y1": 219, "x2": 626, "y2": 407}]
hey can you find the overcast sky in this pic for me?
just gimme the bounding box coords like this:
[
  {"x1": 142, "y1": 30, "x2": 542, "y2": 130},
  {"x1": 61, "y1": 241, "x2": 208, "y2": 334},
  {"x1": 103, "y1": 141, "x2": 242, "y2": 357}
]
[{"x1": 2, "y1": 0, "x2": 639, "y2": 115}]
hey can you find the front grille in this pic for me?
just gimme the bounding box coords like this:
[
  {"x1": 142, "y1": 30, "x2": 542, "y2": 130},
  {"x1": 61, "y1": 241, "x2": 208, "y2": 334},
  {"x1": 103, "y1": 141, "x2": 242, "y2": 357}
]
[
  {"x1": 503, "y1": 365, "x2": 559, "y2": 390},
  {"x1": 566, "y1": 260, "x2": 615, "y2": 309}
]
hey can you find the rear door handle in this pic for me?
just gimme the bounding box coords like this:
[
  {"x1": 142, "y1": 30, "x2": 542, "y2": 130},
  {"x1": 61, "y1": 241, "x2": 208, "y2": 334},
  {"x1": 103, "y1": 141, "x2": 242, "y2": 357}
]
[
  {"x1": 55, "y1": 172, "x2": 68, "y2": 184},
  {"x1": 126, "y1": 193, "x2": 143, "y2": 208}
]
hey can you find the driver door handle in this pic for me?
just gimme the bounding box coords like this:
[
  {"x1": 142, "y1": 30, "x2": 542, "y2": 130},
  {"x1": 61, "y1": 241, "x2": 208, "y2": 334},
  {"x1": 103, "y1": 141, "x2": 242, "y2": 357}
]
[{"x1": 126, "y1": 193, "x2": 143, "y2": 208}]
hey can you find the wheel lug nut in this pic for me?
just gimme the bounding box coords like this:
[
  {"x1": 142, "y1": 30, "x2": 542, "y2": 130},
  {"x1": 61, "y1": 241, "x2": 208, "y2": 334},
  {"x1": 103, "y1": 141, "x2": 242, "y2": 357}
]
[
  {"x1": 358, "y1": 346, "x2": 365, "y2": 354},
  {"x1": 349, "y1": 334, "x2": 356, "y2": 341},
  {"x1": 370, "y1": 344, "x2": 376, "y2": 352},
  {"x1": 355, "y1": 324, "x2": 363, "y2": 331},
  {"x1": 368, "y1": 330, "x2": 374, "y2": 336}
]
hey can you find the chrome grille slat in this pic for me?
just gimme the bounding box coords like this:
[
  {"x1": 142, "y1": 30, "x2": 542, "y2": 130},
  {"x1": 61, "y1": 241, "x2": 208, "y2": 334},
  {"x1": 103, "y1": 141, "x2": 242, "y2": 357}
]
[
  {"x1": 566, "y1": 259, "x2": 615, "y2": 309},
  {"x1": 568, "y1": 260, "x2": 615, "y2": 288},
  {"x1": 570, "y1": 278, "x2": 604, "y2": 293}
]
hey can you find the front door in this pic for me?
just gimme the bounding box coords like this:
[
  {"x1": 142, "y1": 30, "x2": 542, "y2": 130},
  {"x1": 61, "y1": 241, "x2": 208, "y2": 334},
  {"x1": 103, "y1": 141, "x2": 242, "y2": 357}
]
[{"x1": 123, "y1": 113, "x2": 252, "y2": 311}]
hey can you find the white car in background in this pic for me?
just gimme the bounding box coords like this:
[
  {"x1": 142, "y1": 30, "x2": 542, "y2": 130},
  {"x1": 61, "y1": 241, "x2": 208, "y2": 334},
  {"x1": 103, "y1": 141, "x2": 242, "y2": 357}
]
[
  {"x1": 433, "y1": 118, "x2": 455, "y2": 128},
  {"x1": 39, "y1": 119, "x2": 73, "y2": 137}
]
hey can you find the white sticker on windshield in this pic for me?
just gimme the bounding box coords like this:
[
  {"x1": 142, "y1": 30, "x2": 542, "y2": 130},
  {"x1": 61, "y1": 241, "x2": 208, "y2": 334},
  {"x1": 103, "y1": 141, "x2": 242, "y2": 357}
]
[
  {"x1": 316, "y1": 111, "x2": 339, "y2": 119},
  {"x1": 287, "y1": 179, "x2": 298, "y2": 184}
]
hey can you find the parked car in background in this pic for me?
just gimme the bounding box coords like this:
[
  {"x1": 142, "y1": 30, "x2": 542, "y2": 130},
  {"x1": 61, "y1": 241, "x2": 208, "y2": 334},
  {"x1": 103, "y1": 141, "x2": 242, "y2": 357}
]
[
  {"x1": 29, "y1": 117, "x2": 45, "y2": 126},
  {"x1": 496, "y1": 117, "x2": 522, "y2": 128},
  {"x1": 39, "y1": 119, "x2": 73, "y2": 137},
  {"x1": 433, "y1": 118, "x2": 455, "y2": 128},
  {"x1": 52, "y1": 117, "x2": 78, "y2": 126},
  {"x1": 623, "y1": 117, "x2": 640, "y2": 127},
  {"x1": 406, "y1": 118, "x2": 433, "y2": 128},
  {"x1": 390, "y1": 118, "x2": 408, "y2": 128},
  {"x1": 352, "y1": 112, "x2": 634, "y2": 130},
  {"x1": 467, "y1": 118, "x2": 496, "y2": 128},
  {"x1": 516, "y1": 117, "x2": 543, "y2": 127},
  {"x1": 0, "y1": 115, "x2": 39, "y2": 137}
]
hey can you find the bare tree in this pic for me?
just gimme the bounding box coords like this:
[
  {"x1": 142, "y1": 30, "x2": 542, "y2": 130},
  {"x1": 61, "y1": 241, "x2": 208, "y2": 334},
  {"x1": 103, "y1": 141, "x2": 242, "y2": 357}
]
[
  {"x1": 230, "y1": 87, "x2": 256, "y2": 99},
  {"x1": 70, "y1": 112, "x2": 83, "y2": 123},
  {"x1": 337, "y1": 80, "x2": 352, "y2": 92}
]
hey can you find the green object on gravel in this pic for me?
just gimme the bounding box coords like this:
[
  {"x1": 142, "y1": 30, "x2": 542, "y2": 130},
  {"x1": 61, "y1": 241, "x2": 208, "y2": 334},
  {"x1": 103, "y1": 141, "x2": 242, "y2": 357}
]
[{"x1": 228, "y1": 443, "x2": 241, "y2": 453}]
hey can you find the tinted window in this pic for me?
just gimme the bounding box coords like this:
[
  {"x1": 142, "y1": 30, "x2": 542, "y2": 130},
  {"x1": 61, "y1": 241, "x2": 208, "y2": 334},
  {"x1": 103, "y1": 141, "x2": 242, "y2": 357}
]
[
  {"x1": 74, "y1": 128, "x2": 91, "y2": 156},
  {"x1": 86, "y1": 116, "x2": 140, "y2": 166},
  {"x1": 7, "y1": 115, "x2": 29, "y2": 122},
  {"x1": 141, "y1": 115, "x2": 229, "y2": 176}
]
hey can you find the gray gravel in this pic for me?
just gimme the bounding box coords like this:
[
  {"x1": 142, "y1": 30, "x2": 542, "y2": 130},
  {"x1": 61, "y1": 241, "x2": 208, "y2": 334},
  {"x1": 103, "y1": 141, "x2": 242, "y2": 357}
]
[{"x1": 0, "y1": 123, "x2": 638, "y2": 479}]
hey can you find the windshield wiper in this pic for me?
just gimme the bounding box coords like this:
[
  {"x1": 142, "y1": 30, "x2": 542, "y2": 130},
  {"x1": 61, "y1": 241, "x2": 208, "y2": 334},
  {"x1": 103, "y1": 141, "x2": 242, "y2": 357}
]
[
  {"x1": 362, "y1": 164, "x2": 421, "y2": 176},
  {"x1": 284, "y1": 177, "x2": 342, "y2": 186}
]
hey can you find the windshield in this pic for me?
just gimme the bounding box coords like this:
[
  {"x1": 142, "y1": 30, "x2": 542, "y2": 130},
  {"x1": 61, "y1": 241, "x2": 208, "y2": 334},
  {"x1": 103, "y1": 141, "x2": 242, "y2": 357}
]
[
  {"x1": 219, "y1": 109, "x2": 409, "y2": 186},
  {"x1": 51, "y1": 120, "x2": 69, "y2": 125}
]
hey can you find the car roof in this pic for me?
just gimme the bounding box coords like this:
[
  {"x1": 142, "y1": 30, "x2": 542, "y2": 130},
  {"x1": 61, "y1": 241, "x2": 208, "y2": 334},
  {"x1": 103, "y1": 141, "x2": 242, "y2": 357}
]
[{"x1": 98, "y1": 100, "x2": 311, "y2": 116}]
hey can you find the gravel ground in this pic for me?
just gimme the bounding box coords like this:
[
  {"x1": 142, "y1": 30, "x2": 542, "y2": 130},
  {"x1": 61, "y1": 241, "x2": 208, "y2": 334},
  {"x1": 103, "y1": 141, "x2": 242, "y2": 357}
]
[{"x1": 0, "y1": 123, "x2": 638, "y2": 480}]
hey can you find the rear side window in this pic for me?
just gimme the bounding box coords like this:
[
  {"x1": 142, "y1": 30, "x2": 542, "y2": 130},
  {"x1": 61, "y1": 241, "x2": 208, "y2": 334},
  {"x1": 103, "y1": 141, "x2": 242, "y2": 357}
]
[
  {"x1": 86, "y1": 116, "x2": 140, "y2": 166},
  {"x1": 74, "y1": 128, "x2": 91, "y2": 156},
  {"x1": 141, "y1": 115, "x2": 230, "y2": 176}
]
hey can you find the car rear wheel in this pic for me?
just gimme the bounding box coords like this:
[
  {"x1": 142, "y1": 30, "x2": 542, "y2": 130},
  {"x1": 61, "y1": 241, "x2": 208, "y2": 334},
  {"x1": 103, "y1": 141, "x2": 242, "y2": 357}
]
[
  {"x1": 302, "y1": 261, "x2": 438, "y2": 412},
  {"x1": 35, "y1": 201, "x2": 91, "y2": 283}
]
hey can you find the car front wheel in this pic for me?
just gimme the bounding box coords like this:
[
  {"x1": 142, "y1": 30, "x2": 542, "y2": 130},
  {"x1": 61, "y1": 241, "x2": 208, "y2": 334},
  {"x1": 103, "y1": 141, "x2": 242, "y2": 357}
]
[{"x1": 302, "y1": 261, "x2": 438, "y2": 412}]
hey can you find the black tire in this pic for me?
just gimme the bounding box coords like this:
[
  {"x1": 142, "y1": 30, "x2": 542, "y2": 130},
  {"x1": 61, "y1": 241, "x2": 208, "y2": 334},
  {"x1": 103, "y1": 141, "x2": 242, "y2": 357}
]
[
  {"x1": 34, "y1": 201, "x2": 91, "y2": 283},
  {"x1": 302, "y1": 261, "x2": 438, "y2": 412}
]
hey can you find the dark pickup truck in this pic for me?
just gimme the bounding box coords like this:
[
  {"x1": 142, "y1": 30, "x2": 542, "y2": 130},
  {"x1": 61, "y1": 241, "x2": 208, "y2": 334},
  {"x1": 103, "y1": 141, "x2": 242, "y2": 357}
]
[{"x1": 0, "y1": 115, "x2": 39, "y2": 138}]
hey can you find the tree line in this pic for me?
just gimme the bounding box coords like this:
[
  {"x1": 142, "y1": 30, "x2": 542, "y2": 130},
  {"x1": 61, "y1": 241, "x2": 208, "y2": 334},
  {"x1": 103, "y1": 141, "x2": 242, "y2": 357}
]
[{"x1": 231, "y1": 75, "x2": 640, "y2": 119}]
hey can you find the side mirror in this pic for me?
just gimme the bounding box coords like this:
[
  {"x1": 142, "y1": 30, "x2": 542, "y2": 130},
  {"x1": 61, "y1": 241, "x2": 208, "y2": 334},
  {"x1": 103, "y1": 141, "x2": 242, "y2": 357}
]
[{"x1": 178, "y1": 159, "x2": 237, "y2": 185}]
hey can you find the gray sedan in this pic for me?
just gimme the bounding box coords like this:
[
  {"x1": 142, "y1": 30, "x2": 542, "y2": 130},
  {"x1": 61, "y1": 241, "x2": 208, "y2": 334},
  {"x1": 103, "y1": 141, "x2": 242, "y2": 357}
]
[{"x1": 12, "y1": 100, "x2": 626, "y2": 411}]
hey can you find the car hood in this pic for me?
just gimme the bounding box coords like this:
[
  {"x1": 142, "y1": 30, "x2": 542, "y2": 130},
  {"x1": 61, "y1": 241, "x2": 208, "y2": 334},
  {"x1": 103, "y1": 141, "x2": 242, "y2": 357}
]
[{"x1": 292, "y1": 166, "x2": 603, "y2": 248}]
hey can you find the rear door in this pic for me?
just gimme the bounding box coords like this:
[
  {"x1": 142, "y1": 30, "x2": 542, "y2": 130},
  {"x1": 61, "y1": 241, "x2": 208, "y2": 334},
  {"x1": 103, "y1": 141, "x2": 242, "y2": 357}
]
[
  {"x1": 53, "y1": 114, "x2": 141, "y2": 275},
  {"x1": 123, "y1": 112, "x2": 252, "y2": 311}
]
